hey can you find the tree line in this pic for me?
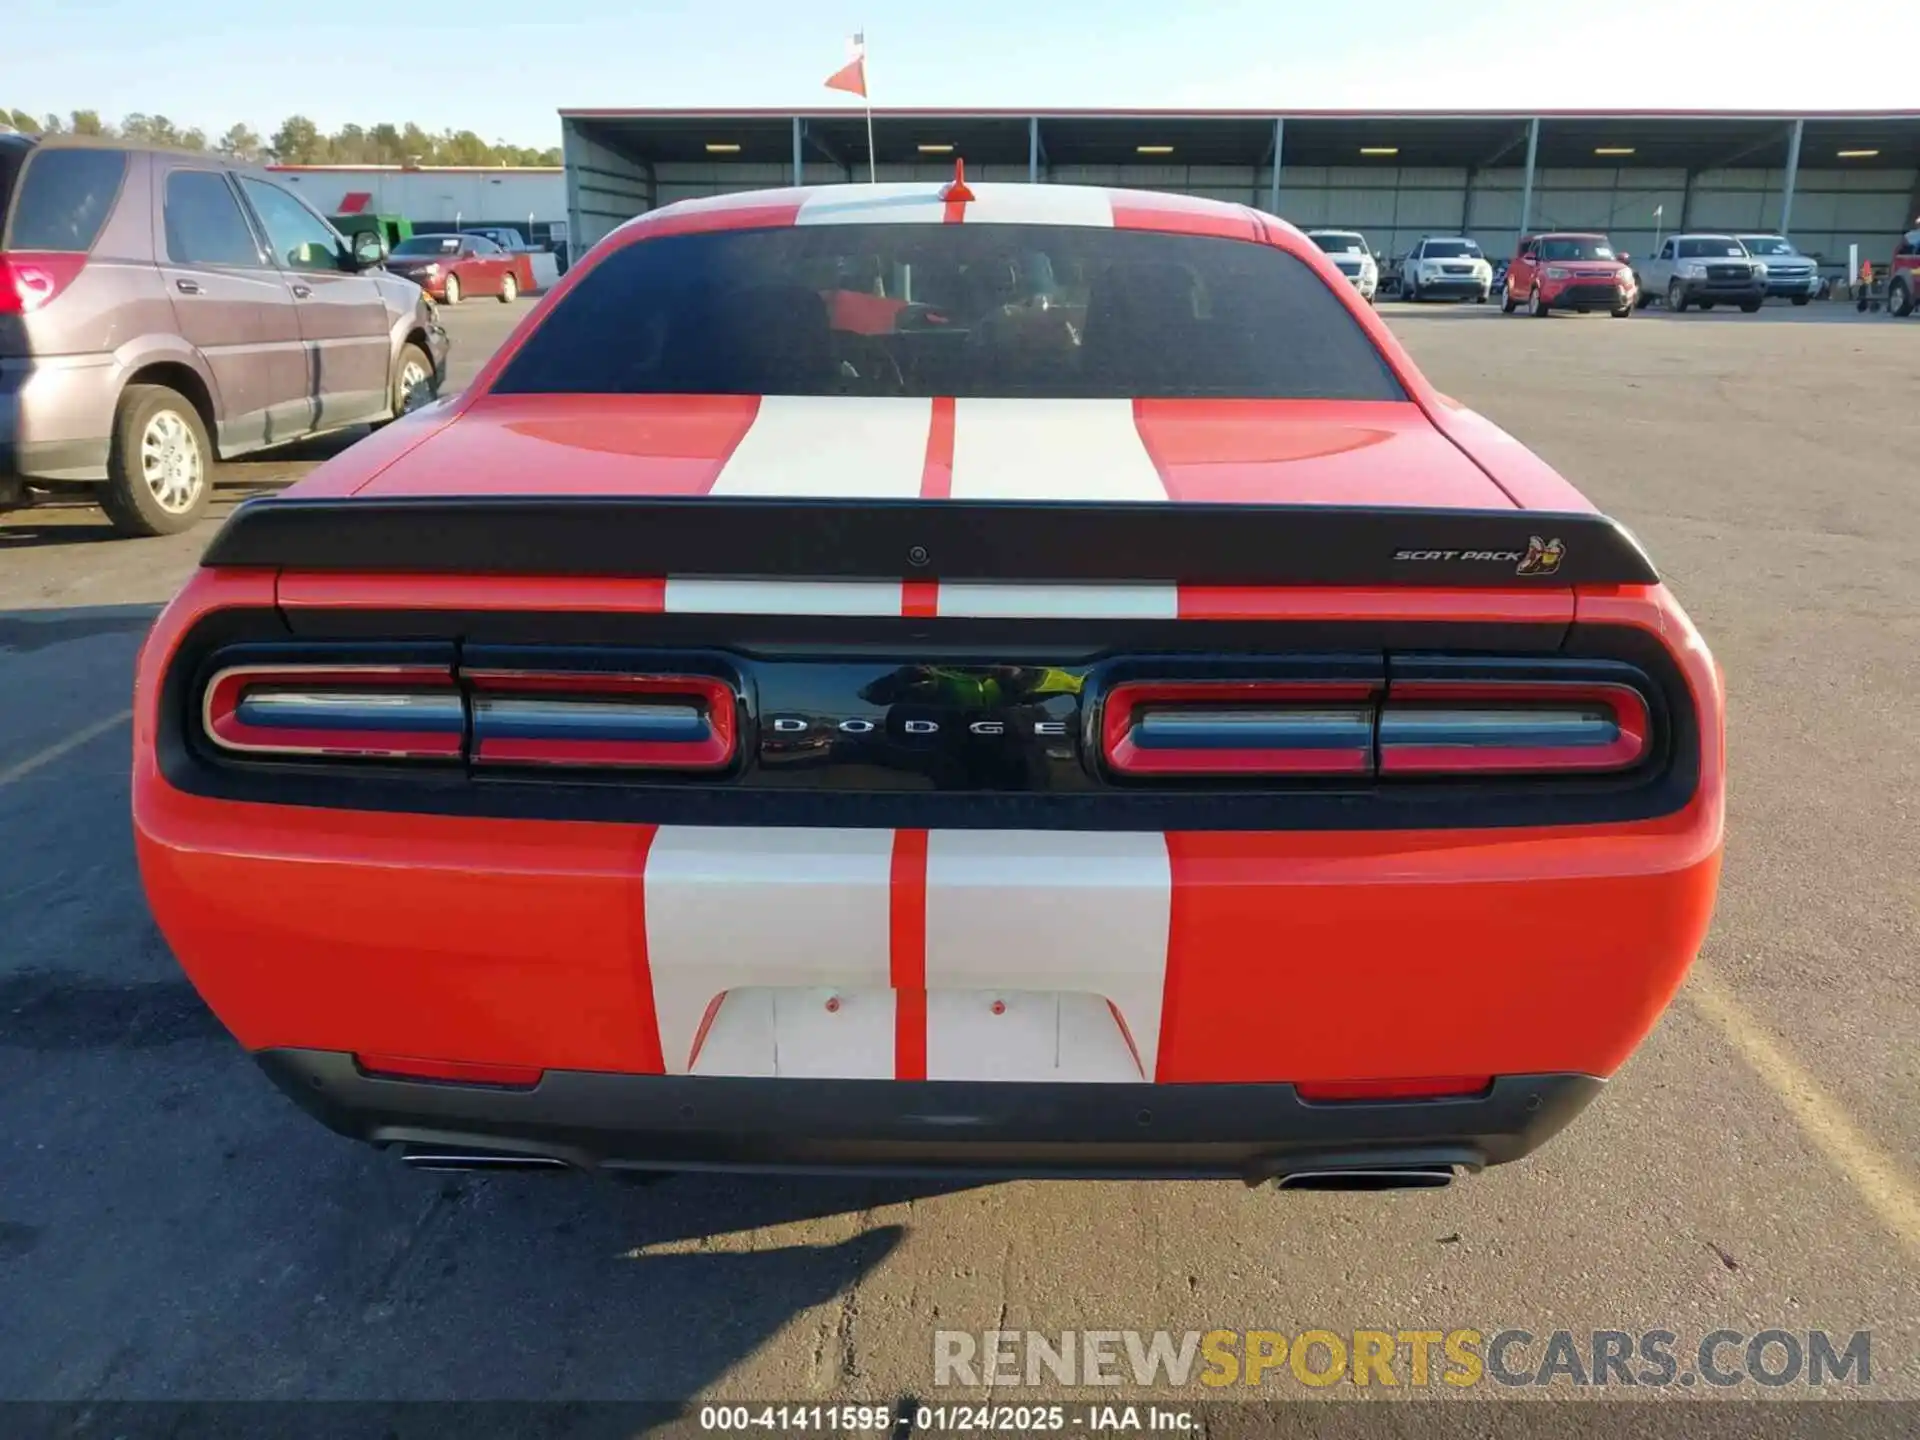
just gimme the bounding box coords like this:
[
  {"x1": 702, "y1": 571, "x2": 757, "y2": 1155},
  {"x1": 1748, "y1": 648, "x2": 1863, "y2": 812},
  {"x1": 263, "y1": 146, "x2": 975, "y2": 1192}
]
[{"x1": 2, "y1": 109, "x2": 561, "y2": 168}]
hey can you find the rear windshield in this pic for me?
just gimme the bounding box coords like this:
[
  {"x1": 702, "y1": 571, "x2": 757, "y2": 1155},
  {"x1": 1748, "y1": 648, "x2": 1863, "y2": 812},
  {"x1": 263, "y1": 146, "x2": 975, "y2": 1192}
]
[
  {"x1": 1537, "y1": 237, "x2": 1614, "y2": 261},
  {"x1": 1310, "y1": 232, "x2": 1366, "y2": 255},
  {"x1": 393, "y1": 235, "x2": 464, "y2": 256},
  {"x1": 1421, "y1": 240, "x2": 1482, "y2": 260},
  {"x1": 1678, "y1": 238, "x2": 1746, "y2": 259},
  {"x1": 492, "y1": 223, "x2": 1403, "y2": 401},
  {"x1": 3, "y1": 147, "x2": 127, "y2": 253}
]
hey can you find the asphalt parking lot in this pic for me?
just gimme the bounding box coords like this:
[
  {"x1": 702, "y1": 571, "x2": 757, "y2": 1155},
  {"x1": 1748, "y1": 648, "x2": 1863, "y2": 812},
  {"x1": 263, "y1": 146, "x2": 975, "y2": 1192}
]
[{"x1": 2, "y1": 296, "x2": 1916, "y2": 1412}]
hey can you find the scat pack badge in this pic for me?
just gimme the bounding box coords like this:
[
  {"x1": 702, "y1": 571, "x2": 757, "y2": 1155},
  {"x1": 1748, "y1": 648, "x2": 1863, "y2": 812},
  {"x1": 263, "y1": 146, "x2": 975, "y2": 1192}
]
[
  {"x1": 1516, "y1": 535, "x2": 1565, "y2": 576},
  {"x1": 1392, "y1": 536, "x2": 1566, "y2": 577}
]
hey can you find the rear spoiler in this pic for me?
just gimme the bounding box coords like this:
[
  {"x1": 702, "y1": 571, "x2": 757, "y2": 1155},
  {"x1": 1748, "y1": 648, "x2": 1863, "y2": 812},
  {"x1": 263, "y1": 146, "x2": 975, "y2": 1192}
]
[{"x1": 200, "y1": 496, "x2": 1659, "y2": 588}]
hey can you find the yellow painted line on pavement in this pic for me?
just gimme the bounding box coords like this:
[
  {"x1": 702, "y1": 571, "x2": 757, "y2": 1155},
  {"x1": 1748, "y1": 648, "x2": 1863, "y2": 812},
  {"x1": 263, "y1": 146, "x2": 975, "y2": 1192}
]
[
  {"x1": 1690, "y1": 968, "x2": 1920, "y2": 1261},
  {"x1": 0, "y1": 708, "x2": 133, "y2": 789}
]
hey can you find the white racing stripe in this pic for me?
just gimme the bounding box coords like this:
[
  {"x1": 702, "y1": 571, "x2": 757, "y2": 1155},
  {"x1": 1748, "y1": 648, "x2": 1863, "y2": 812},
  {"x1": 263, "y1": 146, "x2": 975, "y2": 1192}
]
[
  {"x1": 663, "y1": 578, "x2": 905, "y2": 615},
  {"x1": 797, "y1": 183, "x2": 949, "y2": 227},
  {"x1": 949, "y1": 398, "x2": 1169, "y2": 502},
  {"x1": 922, "y1": 830, "x2": 1173, "y2": 1081},
  {"x1": 936, "y1": 583, "x2": 1178, "y2": 620},
  {"x1": 710, "y1": 395, "x2": 933, "y2": 498},
  {"x1": 643, "y1": 826, "x2": 895, "y2": 1074},
  {"x1": 956, "y1": 186, "x2": 1114, "y2": 227},
  {"x1": 795, "y1": 182, "x2": 1116, "y2": 229}
]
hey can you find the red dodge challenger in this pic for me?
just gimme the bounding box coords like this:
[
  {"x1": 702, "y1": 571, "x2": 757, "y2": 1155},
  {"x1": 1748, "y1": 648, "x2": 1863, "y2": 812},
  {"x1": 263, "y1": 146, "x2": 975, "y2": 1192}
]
[{"x1": 131, "y1": 177, "x2": 1725, "y2": 1189}]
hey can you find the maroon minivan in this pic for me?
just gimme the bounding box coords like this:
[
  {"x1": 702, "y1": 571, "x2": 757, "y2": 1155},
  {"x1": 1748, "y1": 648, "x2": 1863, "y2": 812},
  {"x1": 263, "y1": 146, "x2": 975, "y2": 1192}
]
[{"x1": 1, "y1": 134, "x2": 449, "y2": 535}]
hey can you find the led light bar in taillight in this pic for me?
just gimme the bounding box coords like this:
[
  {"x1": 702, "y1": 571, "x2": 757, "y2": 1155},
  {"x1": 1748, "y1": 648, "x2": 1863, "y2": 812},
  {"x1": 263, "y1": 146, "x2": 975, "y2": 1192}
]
[
  {"x1": 1378, "y1": 681, "x2": 1649, "y2": 775},
  {"x1": 202, "y1": 664, "x2": 463, "y2": 759},
  {"x1": 465, "y1": 670, "x2": 737, "y2": 771},
  {"x1": 1103, "y1": 680, "x2": 1379, "y2": 776}
]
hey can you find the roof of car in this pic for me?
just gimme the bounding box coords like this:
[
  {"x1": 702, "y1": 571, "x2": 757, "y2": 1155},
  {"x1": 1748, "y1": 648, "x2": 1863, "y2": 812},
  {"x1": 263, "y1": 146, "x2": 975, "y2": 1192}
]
[{"x1": 610, "y1": 181, "x2": 1283, "y2": 247}]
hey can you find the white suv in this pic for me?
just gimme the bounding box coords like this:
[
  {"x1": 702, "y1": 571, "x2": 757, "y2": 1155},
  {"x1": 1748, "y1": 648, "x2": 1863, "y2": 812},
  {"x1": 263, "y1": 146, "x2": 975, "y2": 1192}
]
[
  {"x1": 1402, "y1": 236, "x2": 1493, "y2": 303},
  {"x1": 1306, "y1": 229, "x2": 1379, "y2": 303}
]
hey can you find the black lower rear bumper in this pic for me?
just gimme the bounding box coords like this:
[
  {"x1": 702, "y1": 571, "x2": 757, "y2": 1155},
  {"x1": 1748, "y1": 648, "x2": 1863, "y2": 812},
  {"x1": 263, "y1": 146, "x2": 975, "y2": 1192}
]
[{"x1": 258, "y1": 1049, "x2": 1602, "y2": 1182}]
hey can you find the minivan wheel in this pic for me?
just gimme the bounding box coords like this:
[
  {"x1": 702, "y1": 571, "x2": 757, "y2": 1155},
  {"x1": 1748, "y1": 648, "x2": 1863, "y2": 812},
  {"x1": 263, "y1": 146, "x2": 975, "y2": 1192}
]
[
  {"x1": 100, "y1": 384, "x2": 212, "y2": 537},
  {"x1": 396, "y1": 343, "x2": 438, "y2": 415},
  {"x1": 499, "y1": 272, "x2": 518, "y2": 303}
]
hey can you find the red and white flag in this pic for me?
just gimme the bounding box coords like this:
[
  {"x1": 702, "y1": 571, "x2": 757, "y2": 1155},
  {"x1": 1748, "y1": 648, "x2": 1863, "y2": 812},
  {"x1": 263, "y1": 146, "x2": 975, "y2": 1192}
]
[{"x1": 824, "y1": 32, "x2": 867, "y2": 98}]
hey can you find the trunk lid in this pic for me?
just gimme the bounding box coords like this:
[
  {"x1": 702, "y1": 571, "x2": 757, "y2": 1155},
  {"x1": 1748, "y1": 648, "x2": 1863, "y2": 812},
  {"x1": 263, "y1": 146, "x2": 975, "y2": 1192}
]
[{"x1": 338, "y1": 393, "x2": 1522, "y2": 510}]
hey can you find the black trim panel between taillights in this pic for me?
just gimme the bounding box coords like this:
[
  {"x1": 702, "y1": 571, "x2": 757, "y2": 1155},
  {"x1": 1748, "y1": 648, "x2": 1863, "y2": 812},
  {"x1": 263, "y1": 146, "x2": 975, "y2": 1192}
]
[{"x1": 159, "y1": 615, "x2": 1697, "y2": 832}]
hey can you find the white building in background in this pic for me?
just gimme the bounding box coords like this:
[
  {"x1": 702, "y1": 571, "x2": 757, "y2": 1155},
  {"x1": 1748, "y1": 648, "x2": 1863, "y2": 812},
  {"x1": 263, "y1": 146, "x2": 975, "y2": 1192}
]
[{"x1": 267, "y1": 164, "x2": 568, "y2": 238}]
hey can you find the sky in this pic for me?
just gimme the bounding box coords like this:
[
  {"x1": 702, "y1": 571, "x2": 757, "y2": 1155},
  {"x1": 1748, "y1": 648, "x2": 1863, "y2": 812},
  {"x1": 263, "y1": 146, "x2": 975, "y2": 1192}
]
[{"x1": 9, "y1": 0, "x2": 1916, "y2": 151}]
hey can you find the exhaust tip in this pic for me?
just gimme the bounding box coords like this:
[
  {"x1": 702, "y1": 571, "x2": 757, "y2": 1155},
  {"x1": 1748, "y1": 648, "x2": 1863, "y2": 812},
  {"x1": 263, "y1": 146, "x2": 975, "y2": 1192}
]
[
  {"x1": 400, "y1": 1146, "x2": 572, "y2": 1174},
  {"x1": 1275, "y1": 1167, "x2": 1455, "y2": 1192}
]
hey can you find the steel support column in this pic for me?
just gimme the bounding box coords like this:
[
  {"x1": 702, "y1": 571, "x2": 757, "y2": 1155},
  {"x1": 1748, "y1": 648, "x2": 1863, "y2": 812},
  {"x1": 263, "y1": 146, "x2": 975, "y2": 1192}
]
[
  {"x1": 1779, "y1": 118, "x2": 1804, "y2": 235},
  {"x1": 792, "y1": 117, "x2": 803, "y2": 186},
  {"x1": 1268, "y1": 117, "x2": 1284, "y2": 213},
  {"x1": 1516, "y1": 117, "x2": 1540, "y2": 243},
  {"x1": 1029, "y1": 117, "x2": 1040, "y2": 183}
]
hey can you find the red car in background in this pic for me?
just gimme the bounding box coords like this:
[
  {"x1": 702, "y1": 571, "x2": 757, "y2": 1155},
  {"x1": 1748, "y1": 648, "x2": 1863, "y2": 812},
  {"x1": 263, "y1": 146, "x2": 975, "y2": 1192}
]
[
  {"x1": 1890, "y1": 227, "x2": 1920, "y2": 317},
  {"x1": 1502, "y1": 232, "x2": 1635, "y2": 318},
  {"x1": 384, "y1": 233, "x2": 528, "y2": 305}
]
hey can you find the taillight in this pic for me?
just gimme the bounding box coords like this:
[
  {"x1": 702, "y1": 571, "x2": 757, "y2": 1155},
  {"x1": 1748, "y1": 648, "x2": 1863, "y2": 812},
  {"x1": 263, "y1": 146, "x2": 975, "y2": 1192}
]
[
  {"x1": 1102, "y1": 680, "x2": 1378, "y2": 776},
  {"x1": 1100, "y1": 670, "x2": 1654, "y2": 780},
  {"x1": 1378, "y1": 681, "x2": 1648, "y2": 775},
  {"x1": 0, "y1": 252, "x2": 87, "y2": 314},
  {"x1": 202, "y1": 664, "x2": 463, "y2": 759},
  {"x1": 465, "y1": 669, "x2": 736, "y2": 771}
]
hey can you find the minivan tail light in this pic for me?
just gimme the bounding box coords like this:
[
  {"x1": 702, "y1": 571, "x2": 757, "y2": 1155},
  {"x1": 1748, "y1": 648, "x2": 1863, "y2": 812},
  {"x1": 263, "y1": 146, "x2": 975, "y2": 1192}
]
[
  {"x1": 202, "y1": 664, "x2": 463, "y2": 759},
  {"x1": 1103, "y1": 680, "x2": 1379, "y2": 776},
  {"x1": 1378, "y1": 681, "x2": 1648, "y2": 775},
  {"x1": 464, "y1": 670, "x2": 737, "y2": 771},
  {"x1": 0, "y1": 252, "x2": 87, "y2": 314}
]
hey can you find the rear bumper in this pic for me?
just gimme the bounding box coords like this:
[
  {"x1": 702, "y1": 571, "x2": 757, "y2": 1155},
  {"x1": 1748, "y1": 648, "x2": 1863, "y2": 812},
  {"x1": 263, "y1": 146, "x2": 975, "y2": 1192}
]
[
  {"x1": 259, "y1": 1049, "x2": 1602, "y2": 1180},
  {"x1": 0, "y1": 355, "x2": 116, "y2": 482}
]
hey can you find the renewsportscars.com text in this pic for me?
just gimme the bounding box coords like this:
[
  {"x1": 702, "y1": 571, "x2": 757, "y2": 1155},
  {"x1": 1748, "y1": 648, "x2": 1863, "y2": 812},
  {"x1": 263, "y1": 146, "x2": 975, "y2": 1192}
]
[{"x1": 932, "y1": 1329, "x2": 1872, "y2": 1391}]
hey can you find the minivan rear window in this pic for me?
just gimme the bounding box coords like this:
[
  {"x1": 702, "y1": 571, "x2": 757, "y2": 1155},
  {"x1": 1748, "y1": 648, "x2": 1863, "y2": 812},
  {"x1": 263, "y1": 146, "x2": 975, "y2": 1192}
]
[
  {"x1": 4, "y1": 147, "x2": 128, "y2": 253},
  {"x1": 491, "y1": 223, "x2": 1404, "y2": 401}
]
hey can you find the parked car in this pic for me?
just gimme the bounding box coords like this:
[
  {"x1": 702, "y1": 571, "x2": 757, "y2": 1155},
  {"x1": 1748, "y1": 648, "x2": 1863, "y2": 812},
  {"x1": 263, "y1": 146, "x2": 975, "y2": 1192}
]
[
  {"x1": 1501, "y1": 232, "x2": 1634, "y2": 318},
  {"x1": 132, "y1": 182, "x2": 1723, "y2": 1188},
  {"x1": 384, "y1": 233, "x2": 526, "y2": 305},
  {"x1": 1634, "y1": 234, "x2": 1765, "y2": 313},
  {"x1": 1889, "y1": 228, "x2": 1920, "y2": 317},
  {"x1": 1736, "y1": 234, "x2": 1819, "y2": 305},
  {"x1": 1304, "y1": 229, "x2": 1379, "y2": 302},
  {"x1": 0, "y1": 134, "x2": 448, "y2": 535},
  {"x1": 461, "y1": 226, "x2": 531, "y2": 251},
  {"x1": 1401, "y1": 236, "x2": 1492, "y2": 303}
]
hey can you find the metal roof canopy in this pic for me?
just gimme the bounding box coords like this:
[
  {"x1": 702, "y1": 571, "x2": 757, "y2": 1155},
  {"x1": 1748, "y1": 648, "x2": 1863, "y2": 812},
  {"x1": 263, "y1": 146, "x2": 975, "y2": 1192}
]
[{"x1": 563, "y1": 108, "x2": 1920, "y2": 173}]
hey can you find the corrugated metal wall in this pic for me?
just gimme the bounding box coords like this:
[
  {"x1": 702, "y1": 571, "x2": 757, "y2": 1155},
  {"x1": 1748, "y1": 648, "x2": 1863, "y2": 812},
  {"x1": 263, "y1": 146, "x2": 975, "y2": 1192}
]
[
  {"x1": 272, "y1": 168, "x2": 567, "y2": 227},
  {"x1": 565, "y1": 140, "x2": 1918, "y2": 273}
]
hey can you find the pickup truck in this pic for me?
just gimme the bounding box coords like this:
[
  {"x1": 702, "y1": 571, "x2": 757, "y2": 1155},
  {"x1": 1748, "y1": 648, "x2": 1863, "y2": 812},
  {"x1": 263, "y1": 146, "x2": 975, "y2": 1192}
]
[
  {"x1": 1635, "y1": 235, "x2": 1765, "y2": 313},
  {"x1": 1736, "y1": 234, "x2": 1819, "y2": 305}
]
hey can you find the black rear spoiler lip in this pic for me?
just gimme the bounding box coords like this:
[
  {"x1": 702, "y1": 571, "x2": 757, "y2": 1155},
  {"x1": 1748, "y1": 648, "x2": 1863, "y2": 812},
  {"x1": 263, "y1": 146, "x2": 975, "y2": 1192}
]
[{"x1": 199, "y1": 495, "x2": 1659, "y2": 588}]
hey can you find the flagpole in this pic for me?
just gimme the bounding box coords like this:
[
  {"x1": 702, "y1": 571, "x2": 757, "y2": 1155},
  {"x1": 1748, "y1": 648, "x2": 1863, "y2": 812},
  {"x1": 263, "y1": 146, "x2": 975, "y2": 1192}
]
[{"x1": 863, "y1": 29, "x2": 876, "y2": 183}]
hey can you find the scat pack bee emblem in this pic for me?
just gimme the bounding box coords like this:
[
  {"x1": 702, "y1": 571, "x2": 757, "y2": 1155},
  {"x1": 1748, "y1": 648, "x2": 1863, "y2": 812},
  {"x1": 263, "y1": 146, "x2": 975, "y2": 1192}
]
[
  {"x1": 1516, "y1": 535, "x2": 1566, "y2": 576},
  {"x1": 1392, "y1": 536, "x2": 1566, "y2": 577}
]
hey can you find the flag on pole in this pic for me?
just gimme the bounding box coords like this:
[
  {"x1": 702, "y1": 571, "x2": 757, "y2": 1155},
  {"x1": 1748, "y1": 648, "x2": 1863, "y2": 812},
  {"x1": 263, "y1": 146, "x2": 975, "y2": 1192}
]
[{"x1": 825, "y1": 33, "x2": 867, "y2": 98}]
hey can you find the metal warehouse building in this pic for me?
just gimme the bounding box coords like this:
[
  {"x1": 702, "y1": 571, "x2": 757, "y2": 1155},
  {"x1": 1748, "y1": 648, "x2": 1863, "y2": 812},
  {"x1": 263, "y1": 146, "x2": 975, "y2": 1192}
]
[{"x1": 559, "y1": 108, "x2": 1920, "y2": 270}]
